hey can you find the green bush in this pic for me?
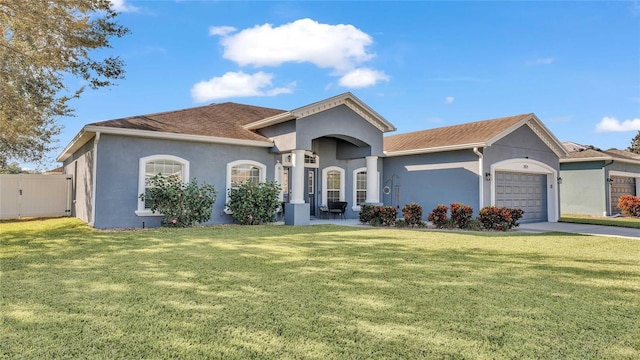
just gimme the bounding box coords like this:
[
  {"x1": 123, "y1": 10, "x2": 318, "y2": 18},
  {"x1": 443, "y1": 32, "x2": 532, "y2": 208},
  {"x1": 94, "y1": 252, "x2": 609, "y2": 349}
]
[
  {"x1": 360, "y1": 205, "x2": 397, "y2": 226},
  {"x1": 376, "y1": 206, "x2": 398, "y2": 226},
  {"x1": 478, "y1": 206, "x2": 524, "y2": 231},
  {"x1": 359, "y1": 204, "x2": 376, "y2": 224},
  {"x1": 450, "y1": 202, "x2": 474, "y2": 229},
  {"x1": 428, "y1": 204, "x2": 449, "y2": 228},
  {"x1": 139, "y1": 174, "x2": 217, "y2": 228},
  {"x1": 227, "y1": 181, "x2": 281, "y2": 225},
  {"x1": 617, "y1": 195, "x2": 640, "y2": 217},
  {"x1": 402, "y1": 202, "x2": 423, "y2": 227}
]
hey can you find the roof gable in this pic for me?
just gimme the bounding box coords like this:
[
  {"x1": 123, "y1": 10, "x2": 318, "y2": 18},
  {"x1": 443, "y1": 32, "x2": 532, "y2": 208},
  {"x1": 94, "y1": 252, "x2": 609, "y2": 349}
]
[
  {"x1": 384, "y1": 113, "x2": 567, "y2": 157},
  {"x1": 243, "y1": 92, "x2": 396, "y2": 133}
]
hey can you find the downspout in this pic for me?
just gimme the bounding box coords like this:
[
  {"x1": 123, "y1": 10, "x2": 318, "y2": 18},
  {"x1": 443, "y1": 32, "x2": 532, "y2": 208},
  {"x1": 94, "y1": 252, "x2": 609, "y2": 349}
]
[
  {"x1": 603, "y1": 160, "x2": 614, "y2": 216},
  {"x1": 89, "y1": 132, "x2": 100, "y2": 227},
  {"x1": 473, "y1": 147, "x2": 484, "y2": 209}
]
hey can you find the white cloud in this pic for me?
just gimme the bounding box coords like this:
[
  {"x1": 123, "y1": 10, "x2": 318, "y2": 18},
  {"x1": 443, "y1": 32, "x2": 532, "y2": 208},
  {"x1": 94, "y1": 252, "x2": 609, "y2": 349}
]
[
  {"x1": 444, "y1": 96, "x2": 455, "y2": 105},
  {"x1": 110, "y1": 0, "x2": 138, "y2": 12},
  {"x1": 218, "y1": 18, "x2": 374, "y2": 71},
  {"x1": 190, "y1": 71, "x2": 294, "y2": 102},
  {"x1": 209, "y1": 26, "x2": 236, "y2": 37},
  {"x1": 595, "y1": 116, "x2": 640, "y2": 132},
  {"x1": 528, "y1": 57, "x2": 555, "y2": 65},
  {"x1": 338, "y1": 68, "x2": 389, "y2": 88}
]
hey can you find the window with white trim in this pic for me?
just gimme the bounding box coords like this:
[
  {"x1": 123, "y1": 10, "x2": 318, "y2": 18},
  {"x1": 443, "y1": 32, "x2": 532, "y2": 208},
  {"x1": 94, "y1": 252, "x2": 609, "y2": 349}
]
[
  {"x1": 136, "y1": 155, "x2": 189, "y2": 215},
  {"x1": 225, "y1": 160, "x2": 267, "y2": 213},
  {"x1": 355, "y1": 169, "x2": 367, "y2": 206},
  {"x1": 321, "y1": 166, "x2": 345, "y2": 205}
]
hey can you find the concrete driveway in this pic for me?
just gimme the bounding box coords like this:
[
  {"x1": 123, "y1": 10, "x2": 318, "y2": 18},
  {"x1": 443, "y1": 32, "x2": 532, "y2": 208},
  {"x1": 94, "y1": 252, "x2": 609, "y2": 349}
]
[{"x1": 517, "y1": 222, "x2": 640, "y2": 240}]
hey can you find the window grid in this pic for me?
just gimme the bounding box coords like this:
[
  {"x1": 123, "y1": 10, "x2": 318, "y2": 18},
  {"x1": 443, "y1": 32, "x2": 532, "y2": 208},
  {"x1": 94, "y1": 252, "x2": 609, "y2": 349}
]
[
  {"x1": 356, "y1": 171, "x2": 367, "y2": 206},
  {"x1": 231, "y1": 165, "x2": 260, "y2": 187},
  {"x1": 143, "y1": 160, "x2": 184, "y2": 209},
  {"x1": 327, "y1": 170, "x2": 341, "y2": 203}
]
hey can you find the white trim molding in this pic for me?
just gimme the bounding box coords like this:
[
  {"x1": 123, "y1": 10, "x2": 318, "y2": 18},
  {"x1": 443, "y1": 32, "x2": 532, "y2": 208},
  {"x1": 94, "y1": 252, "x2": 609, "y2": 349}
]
[
  {"x1": 489, "y1": 158, "x2": 559, "y2": 222},
  {"x1": 321, "y1": 166, "x2": 345, "y2": 206},
  {"x1": 351, "y1": 167, "x2": 381, "y2": 211},
  {"x1": 136, "y1": 154, "x2": 190, "y2": 216}
]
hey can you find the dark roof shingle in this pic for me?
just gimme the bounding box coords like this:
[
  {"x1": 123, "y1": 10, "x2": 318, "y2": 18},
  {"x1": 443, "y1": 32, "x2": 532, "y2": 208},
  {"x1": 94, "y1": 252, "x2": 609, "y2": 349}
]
[
  {"x1": 90, "y1": 102, "x2": 287, "y2": 142},
  {"x1": 384, "y1": 113, "x2": 532, "y2": 153}
]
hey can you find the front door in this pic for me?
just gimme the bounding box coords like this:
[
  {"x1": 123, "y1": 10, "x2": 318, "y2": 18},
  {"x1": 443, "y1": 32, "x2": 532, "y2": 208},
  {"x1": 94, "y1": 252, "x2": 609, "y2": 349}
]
[{"x1": 307, "y1": 169, "x2": 316, "y2": 216}]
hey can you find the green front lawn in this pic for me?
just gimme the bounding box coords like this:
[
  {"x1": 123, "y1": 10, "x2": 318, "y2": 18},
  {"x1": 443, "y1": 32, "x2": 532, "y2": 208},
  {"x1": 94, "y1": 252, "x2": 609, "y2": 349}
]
[
  {"x1": 2, "y1": 218, "x2": 639, "y2": 359},
  {"x1": 561, "y1": 214, "x2": 640, "y2": 229}
]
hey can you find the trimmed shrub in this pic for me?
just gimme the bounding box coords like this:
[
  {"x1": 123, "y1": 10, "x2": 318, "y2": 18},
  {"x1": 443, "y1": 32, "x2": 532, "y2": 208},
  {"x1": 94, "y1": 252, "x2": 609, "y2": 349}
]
[
  {"x1": 428, "y1": 204, "x2": 449, "y2": 228},
  {"x1": 450, "y1": 202, "x2": 474, "y2": 229},
  {"x1": 375, "y1": 206, "x2": 398, "y2": 226},
  {"x1": 478, "y1": 206, "x2": 524, "y2": 231},
  {"x1": 360, "y1": 205, "x2": 397, "y2": 226},
  {"x1": 359, "y1": 204, "x2": 376, "y2": 224},
  {"x1": 617, "y1": 195, "x2": 640, "y2": 217},
  {"x1": 227, "y1": 181, "x2": 281, "y2": 225},
  {"x1": 402, "y1": 202, "x2": 424, "y2": 227},
  {"x1": 139, "y1": 174, "x2": 217, "y2": 228}
]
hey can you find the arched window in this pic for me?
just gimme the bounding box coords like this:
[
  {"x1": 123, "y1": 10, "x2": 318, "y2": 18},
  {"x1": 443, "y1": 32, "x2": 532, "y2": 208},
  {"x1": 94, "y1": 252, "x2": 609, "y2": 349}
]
[
  {"x1": 321, "y1": 166, "x2": 345, "y2": 205},
  {"x1": 136, "y1": 155, "x2": 189, "y2": 215},
  {"x1": 225, "y1": 160, "x2": 266, "y2": 213}
]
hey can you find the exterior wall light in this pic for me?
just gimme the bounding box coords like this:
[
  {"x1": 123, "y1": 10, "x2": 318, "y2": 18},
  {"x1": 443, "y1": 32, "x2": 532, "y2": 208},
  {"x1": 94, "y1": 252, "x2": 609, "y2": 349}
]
[{"x1": 485, "y1": 172, "x2": 491, "y2": 181}]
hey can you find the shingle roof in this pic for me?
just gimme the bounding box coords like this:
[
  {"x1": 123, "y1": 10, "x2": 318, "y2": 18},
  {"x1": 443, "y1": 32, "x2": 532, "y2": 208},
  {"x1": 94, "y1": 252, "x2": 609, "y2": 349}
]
[
  {"x1": 563, "y1": 143, "x2": 640, "y2": 162},
  {"x1": 384, "y1": 113, "x2": 532, "y2": 153},
  {"x1": 89, "y1": 102, "x2": 287, "y2": 142}
]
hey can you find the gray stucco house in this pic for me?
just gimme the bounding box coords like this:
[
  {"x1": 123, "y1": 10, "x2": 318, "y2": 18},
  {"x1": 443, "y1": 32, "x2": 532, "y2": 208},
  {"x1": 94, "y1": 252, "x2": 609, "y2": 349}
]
[
  {"x1": 57, "y1": 93, "x2": 566, "y2": 228},
  {"x1": 560, "y1": 142, "x2": 640, "y2": 216},
  {"x1": 383, "y1": 113, "x2": 567, "y2": 223}
]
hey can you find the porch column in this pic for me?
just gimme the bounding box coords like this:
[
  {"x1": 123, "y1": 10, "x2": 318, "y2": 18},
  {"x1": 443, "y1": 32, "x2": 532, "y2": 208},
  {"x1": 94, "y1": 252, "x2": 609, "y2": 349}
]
[
  {"x1": 365, "y1": 156, "x2": 380, "y2": 204},
  {"x1": 290, "y1": 149, "x2": 306, "y2": 204}
]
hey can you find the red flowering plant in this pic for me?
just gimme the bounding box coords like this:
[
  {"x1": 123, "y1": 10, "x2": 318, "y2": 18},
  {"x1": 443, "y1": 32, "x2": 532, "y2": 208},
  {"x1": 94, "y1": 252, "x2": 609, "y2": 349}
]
[
  {"x1": 428, "y1": 204, "x2": 449, "y2": 228},
  {"x1": 139, "y1": 174, "x2": 217, "y2": 228},
  {"x1": 477, "y1": 206, "x2": 524, "y2": 231},
  {"x1": 617, "y1": 195, "x2": 640, "y2": 217},
  {"x1": 227, "y1": 181, "x2": 281, "y2": 225},
  {"x1": 402, "y1": 202, "x2": 424, "y2": 227},
  {"x1": 450, "y1": 202, "x2": 474, "y2": 229}
]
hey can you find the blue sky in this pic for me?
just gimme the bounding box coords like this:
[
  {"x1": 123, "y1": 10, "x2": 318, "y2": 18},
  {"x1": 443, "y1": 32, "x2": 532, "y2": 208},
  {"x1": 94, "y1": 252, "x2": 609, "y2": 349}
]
[{"x1": 36, "y1": 1, "x2": 640, "y2": 168}]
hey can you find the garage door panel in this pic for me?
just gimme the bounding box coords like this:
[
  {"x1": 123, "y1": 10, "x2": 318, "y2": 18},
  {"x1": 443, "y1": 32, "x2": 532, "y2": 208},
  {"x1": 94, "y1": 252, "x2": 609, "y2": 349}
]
[
  {"x1": 610, "y1": 176, "x2": 636, "y2": 215},
  {"x1": 496, "y1": 171, "x2": 547, "y2": 223}
]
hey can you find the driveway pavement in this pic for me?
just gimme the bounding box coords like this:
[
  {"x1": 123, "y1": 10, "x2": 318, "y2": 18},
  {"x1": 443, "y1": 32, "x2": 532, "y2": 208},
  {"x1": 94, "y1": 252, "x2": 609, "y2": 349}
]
[{"x1": 516, "y1": 222, "x2": 640, "y2": 240}]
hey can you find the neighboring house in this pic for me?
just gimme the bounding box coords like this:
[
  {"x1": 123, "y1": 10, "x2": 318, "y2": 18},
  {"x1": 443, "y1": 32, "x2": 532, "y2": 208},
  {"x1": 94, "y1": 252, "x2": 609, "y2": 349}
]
[
  {"x1": 560, "y1": 142, "x2": 640, "y2": 216},
  {"x1": 383, "y1": 113, "x2": 567, "y2": 223},
  {"x1": 57, "y1": 93, "x2": 566, "y2": 228}
]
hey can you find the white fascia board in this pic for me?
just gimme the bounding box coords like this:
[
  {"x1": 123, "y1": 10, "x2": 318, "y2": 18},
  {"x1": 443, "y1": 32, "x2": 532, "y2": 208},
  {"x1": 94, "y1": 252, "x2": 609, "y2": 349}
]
[
  {"x1": 56, "y1": 129, "x2": 96, "y2": 162},
  {"x1": 384, "y1": 142, "x2": 486, "y2": 157},
  {"x1": 84, "y1": 126, "x2": 274, "y2": 148},
  {"x1": 561, "y1": 156, "x2": 640, "y2": 165},
  {"x1": 244, "y1": 92, "x2": 396, "y2": 133},
  {"x1": 243, "y1": 112, "x2": 296, "y2": 130}
]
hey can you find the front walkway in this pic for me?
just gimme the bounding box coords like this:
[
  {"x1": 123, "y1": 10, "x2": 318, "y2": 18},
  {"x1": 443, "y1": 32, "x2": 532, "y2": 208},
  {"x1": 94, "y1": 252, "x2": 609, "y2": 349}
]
[{"x1": 306, "y1": 218, "x2": 640, "y2": 240}]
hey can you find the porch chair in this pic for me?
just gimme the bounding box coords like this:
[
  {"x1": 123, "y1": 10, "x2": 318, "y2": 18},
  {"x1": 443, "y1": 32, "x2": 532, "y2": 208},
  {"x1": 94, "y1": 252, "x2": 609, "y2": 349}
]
[{"x1": 328, "y1": 201, "x2": 348, "y2": 220}]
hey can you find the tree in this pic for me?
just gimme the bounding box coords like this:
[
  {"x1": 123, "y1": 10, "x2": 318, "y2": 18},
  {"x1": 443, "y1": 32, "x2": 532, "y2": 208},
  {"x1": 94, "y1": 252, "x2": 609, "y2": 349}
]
[
  {"x1": 628, "y1": 131, "x2": 640, "y2": 154},
  {"x1": 0, "y1": 0, "x2": 129, "y2": 167}
]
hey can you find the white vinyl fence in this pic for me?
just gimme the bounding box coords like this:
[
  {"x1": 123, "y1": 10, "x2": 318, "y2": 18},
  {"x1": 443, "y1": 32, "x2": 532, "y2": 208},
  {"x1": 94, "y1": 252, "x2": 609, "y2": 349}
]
[{"x1": 0, "y1": 174, "x2": 72, "y2": 219}]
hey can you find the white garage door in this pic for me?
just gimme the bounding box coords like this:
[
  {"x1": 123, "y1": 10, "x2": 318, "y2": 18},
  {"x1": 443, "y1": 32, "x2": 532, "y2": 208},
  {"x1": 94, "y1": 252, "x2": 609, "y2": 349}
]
[
  {"x1": 495, "y1": 171, "x2": 547, "y2": 223},
  {"x1": 610, "y1": 176, "x2": 636, "y2": 215}
]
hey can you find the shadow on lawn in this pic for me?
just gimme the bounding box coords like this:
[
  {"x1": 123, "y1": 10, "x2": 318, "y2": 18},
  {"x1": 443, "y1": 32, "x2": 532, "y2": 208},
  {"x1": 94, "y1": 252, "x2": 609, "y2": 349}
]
[{"x1": 2, "y1": 219, "x2": 639, "y2": 358}]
